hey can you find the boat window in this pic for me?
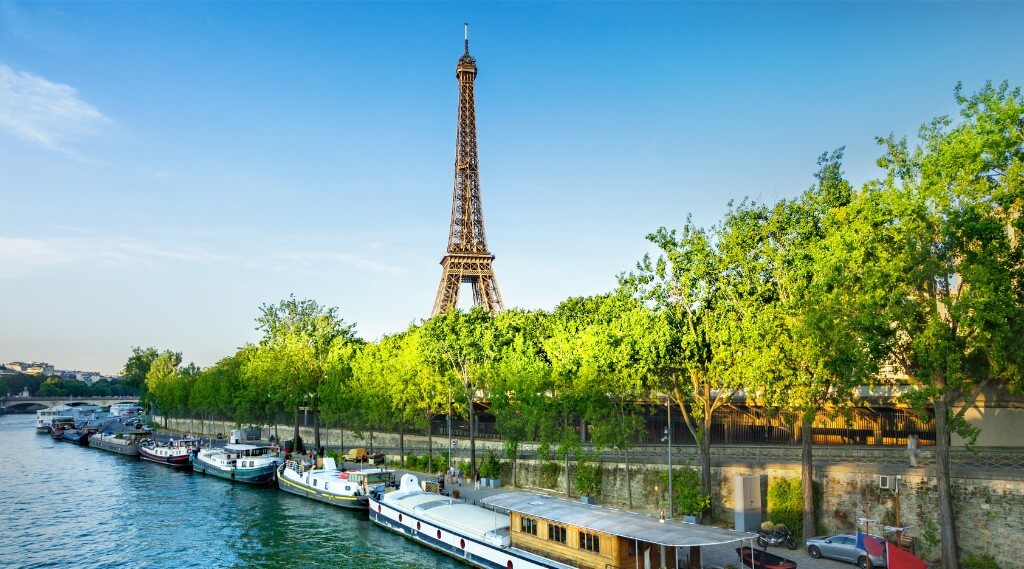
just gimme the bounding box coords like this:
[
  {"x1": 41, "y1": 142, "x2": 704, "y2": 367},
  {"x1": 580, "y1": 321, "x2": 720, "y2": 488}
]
[
  {"x1": 520, "y1": 516, "x2": 537, "y2": 536},
  {"x1": 548, "y1": 524, "x2": 567, "y2": 544},
  {"x1": 579, "y1": 531, "x2": 600, "y2": 553}
]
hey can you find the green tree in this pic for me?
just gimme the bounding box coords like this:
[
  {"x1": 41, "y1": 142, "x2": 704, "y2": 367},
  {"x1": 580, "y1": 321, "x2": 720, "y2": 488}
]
[
  {"x1": 870, "y1": 82, "x2": 1024, "y2": 569},
  {"x1": 421, "y1": 307, "x2": 496, "y2": 479},
  {"x1": 145, "y1": 351, "x2": 190, "y2": 420},
  {"x1": 489, "y1": 308, "x2": 553, "y2": 486},
  {"x1": 625, "y1": 220, "x2": 749, "y2": 520},
  {"x1": 744, "y1": 150, "x2": 896, "y2": 541},
  {"x1": 246, "y1": 295, "x2": 360, "y2": 453},
  {"x1": 122, "y1": 346, "x2": 167, "y2": 399},
  {"x1": 546, "y1": 294, "x2": 665, "y2": 506}
]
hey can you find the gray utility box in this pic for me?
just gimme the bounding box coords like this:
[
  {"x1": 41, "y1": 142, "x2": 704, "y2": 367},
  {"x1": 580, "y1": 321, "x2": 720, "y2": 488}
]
[{"x1": 734, "y1": 475, "x2": 762, "y2": 532}]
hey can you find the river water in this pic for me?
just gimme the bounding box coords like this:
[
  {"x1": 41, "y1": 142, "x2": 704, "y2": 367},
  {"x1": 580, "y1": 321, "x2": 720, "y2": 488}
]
[{"x1": 0, "y1": 414, "x2": 462, "y2": 569}]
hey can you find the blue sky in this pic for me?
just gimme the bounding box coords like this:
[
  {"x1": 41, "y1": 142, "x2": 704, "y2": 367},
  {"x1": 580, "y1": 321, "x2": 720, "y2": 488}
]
[{"x1": 2, "y1": 2, "x2": 1022, "y2": 373}]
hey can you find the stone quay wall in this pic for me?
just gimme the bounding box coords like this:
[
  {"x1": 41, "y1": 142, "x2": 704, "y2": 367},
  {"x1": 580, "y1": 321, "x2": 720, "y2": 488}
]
[{"x1": 157, "y1": 415, "x2": 1023, "y2": 567}]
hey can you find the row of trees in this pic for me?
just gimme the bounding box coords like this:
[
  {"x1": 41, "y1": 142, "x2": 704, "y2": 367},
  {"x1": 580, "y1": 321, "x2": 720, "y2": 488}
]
[
  {"x1": 136, "y1": 83, "x2": 1022, "y2": 569},
  {"x1": 1, "y1": 371, "x2": 139, "y2": 398}
]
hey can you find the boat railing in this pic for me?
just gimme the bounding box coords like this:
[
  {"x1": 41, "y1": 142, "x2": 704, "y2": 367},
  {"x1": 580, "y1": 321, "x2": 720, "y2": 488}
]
[{"x1": 284, "y1": 460, "x2": 305, "y2": 475}]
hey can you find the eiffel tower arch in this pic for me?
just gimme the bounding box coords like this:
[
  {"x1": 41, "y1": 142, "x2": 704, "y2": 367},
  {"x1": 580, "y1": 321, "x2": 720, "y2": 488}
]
[{"x1": 431, "y1": 24, "x2": 504, "y2": 316}]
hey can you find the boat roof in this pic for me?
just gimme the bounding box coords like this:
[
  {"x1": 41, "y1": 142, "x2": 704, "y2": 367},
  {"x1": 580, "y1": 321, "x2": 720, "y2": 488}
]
[
  {"x1": 391, "y1": 492, "x2": 509, "y2": 539},
  {"x1": 482, "y1": 492, "x2": 756, "y2": 548},
  {"x1": 347, "y1": 468, "x2": 393, "y2": 477},
  {"x1": 224, "y1": 443, "x2": 273, "y2": 450}
]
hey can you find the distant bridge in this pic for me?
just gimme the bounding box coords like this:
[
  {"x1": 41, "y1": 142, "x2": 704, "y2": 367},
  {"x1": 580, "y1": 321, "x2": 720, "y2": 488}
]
[{"x1": 0, "y1": 396, "x2": 139, "y2": 413}]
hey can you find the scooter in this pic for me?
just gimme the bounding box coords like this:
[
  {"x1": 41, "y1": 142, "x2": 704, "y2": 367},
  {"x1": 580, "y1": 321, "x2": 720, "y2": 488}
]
[{"x1": 756, "y1": 525, "x2": 798, "y2": 550}]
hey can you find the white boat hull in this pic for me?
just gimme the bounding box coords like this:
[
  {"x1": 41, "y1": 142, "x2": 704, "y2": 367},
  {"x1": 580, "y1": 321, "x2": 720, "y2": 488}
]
[{"x1": 368, "y1": 495, "x2": 570, "y2": 569}]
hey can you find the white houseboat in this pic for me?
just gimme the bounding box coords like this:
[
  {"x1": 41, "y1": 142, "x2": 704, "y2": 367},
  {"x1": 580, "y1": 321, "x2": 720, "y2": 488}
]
[
  {"x1": 191, "y1": 442, "x2": 281, "y2": 485},
  {"x1": 35, "y1": 404, "x2": 102, "y2": 432},
  {"x1": 277, "y1": 457, "x2": 374, "y2": 510},
  {"x1": 371, "y1": 474, "x2": 757, "y2": 569}
]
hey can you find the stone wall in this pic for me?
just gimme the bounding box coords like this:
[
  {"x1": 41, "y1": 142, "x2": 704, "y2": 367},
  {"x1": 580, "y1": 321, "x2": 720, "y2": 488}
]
[
  {"x1": 509, "y1": 458, "x2": 1024, "y2": 569},
  {"x1": 156, "y1": 416, "x2": 1022, "y2": 567}
]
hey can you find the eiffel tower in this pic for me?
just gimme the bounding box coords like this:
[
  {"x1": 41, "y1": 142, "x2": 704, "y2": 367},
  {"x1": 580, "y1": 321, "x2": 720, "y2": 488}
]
[{"x1": 431, "y1": 24, "x2": 504, "y2": 316}]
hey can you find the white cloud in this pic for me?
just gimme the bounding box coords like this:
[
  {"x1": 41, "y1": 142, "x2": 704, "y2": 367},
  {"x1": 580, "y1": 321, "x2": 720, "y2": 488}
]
[
  {"x1": 0, "y1": 237, "x2": 206, "y2": 278},
  {"x1": 0, "y1": 236, "x2": 407, "y2": 279},
  {"x1": 0, "y1": 63, "x2": 107, "y2": 150}
]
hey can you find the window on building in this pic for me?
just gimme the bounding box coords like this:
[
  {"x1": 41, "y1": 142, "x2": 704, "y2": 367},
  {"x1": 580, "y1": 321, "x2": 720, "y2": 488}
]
[
  {"x1": 520, "y1": 517, "x2": 537, "y2": 535},
  {"x1": 579, "y1": 531, "x2": 600, "y2": 553},
  {"x1": 547, "y1": 524, "x2": 567, "y2": 544}
]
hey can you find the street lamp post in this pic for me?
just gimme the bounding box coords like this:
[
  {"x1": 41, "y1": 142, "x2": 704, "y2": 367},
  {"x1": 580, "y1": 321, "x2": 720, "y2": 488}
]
[{"x1": 447, "y1": 389, "x2": 453, "y2": 471}]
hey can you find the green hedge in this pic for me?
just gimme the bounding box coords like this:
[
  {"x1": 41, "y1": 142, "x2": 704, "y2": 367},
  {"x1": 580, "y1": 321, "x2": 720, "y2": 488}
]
[
  {"x1": 766, "y1": 477, "x2": 823, "y2": 539},
  {"x1": 661, "y1": 466, "x2": 710, "y2": 517},
  {"x1": 961, "y1": 553, "x2": 1000, "y2": 569}
]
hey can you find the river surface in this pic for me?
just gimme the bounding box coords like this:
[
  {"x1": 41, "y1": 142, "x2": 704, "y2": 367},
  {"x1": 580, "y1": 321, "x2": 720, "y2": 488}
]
[{"x1": 0, "y1": 414, "x2": 463, "y2": 569}]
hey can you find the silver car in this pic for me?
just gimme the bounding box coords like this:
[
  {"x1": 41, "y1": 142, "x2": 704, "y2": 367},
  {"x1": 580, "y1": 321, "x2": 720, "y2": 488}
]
[{"x1": 805, "y1": 534, "x2": 886, "y2": 568}]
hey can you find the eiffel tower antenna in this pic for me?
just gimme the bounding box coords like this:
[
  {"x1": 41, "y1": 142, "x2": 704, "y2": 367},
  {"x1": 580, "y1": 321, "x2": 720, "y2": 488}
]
[{"x1": 431, "y1": 24, "x2": 504, "y2": 316}]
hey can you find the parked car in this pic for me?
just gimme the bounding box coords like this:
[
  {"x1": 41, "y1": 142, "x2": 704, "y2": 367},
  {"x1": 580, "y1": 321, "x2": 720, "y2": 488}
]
[
  {"x1": 806, "y1": 534, "x2": 885, "y2": 568},
  {"x1": 343, "y1": 447, "x2": 369, "y2": 462}
]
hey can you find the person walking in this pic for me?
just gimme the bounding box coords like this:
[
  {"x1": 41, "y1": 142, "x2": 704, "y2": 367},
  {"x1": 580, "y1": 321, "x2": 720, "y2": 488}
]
[{"x1": 474, "y1": 471, "x2": 480, "y2": 491}]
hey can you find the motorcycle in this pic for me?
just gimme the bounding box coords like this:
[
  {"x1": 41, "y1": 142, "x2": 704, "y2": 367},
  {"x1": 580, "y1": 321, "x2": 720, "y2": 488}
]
[{"x1": 756, "y1": 525, "x2": 798, "y2": 550}]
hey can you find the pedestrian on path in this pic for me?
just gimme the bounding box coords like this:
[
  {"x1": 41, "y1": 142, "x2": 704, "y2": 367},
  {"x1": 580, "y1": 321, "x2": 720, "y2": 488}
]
[{"x1": 474, "y1": 472, "x2": 480, "y2": 491}]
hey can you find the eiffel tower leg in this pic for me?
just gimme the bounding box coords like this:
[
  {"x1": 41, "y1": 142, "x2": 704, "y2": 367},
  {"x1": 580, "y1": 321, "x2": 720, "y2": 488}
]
[
  {"x1": 477, "y1": 275, "x2": 503, "y2": 313},
  {"x1": 432, "y1": 267, "x2": 462, "y2": 315},
  {"x1": 470, "y1": 278, "x2": 484, "y2": 307}
]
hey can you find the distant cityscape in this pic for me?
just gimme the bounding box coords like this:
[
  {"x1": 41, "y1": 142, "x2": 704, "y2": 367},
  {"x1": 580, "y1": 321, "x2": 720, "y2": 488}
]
[{"x1": 0, "y1": 361, "x2": 122, "y2": 385}]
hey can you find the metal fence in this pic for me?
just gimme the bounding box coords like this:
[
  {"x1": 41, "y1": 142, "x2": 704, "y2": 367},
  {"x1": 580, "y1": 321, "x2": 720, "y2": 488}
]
[{"x1": 415, "y1": 406, "x2": 937, "y2": 448}]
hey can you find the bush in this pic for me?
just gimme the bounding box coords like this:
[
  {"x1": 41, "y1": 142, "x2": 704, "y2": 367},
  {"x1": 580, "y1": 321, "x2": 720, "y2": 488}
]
[
  {"x1": 766, "y1": 477, "x2": 822, "y2": 539},
  {"x1": 961, "y1": 552, "x2": 1000, "y2": 569},
  {"x1": 573, "y1": 453, "x2": 602, "y2": 497},
  {"x1": 662, "y1": 466, "x2": 710, "y2": 517},
  {"x1": 479, "y1": 450, "x2": 502, "y2": 479},
  {"x1": 540, "y1": 461, "x2": 561, "y2": 489}
]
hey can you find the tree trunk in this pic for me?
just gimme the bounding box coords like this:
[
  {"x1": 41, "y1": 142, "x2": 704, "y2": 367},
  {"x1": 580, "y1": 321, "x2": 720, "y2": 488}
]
[
  {"x1": 698, "y1": 420, "x2": 713, "y2": 523},
  {"x1": 626, "y1": 446, "x2": 633, "y2": 508},
  {"x1": 801, "y1": 413, "x2": 815, "y2": 542},
  {"x1": 369, "y1": 429, "x2": 374, "y2": 454},
  {"x1": 468, "y1": 394, "x2": 477, "y2": 479},
  {"x1": 293, "y1": 406, "x2": 300, "y2": 452},
  {"x1": 399, "y1": 424, "x2": 405, "y2": 466},
  {"x1": 427, "y1": 421, "x2": 434, "y2": 471},
  {"x1": 934, "y1": 397, "x2": 960, "y2": 569},
  {"x1": 313, "y1": 405, "x2": 321, "y2": 455},
  {"x1": 565, "y1": 451, "x2": 571, "y2": 498},
  {"x1": 513, "y1": 450, "x2": 518, "y2": 488}
]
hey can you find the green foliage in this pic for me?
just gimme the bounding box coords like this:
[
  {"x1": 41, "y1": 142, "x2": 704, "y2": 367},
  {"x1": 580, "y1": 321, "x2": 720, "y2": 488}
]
[
  {"x1": 661, "y1": 466, "x2": 710, "y2": 516},
  {"x1": 123, "y1": 346, "x2": 164, "y2": 395},
  {"x1": 479, "y1": 450, "x2": 502, "y2": 479},
  {"x1": 766, "y1": 477, "x2": 823, "y2": 539},
  {"x1": 540, "y1": 460, "x2": 561, "y2": 489},
  {"x1": 961, "y1": 552, "x2": 1000, "y2": 569},
  {"x1": 573, "y1": 453, "x2": 602, "y2": 497}
]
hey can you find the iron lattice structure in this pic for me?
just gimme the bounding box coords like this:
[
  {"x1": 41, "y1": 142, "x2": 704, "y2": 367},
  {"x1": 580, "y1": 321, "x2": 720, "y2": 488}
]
[{"x1": 431, "y1": 26, "x2": 504, "y2": 316}]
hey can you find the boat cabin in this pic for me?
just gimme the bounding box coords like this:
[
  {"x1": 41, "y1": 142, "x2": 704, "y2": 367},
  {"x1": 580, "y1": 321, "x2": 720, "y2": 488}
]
[
  {"x1": 483, "y1": 493, "x2": 757, "y2": 569},
  {"x1": 224, "y1": 444, "x2": 274, "y2": 458},
  {"x1": 345, "y1": 468, "x2": 395, "y2": 491}
]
